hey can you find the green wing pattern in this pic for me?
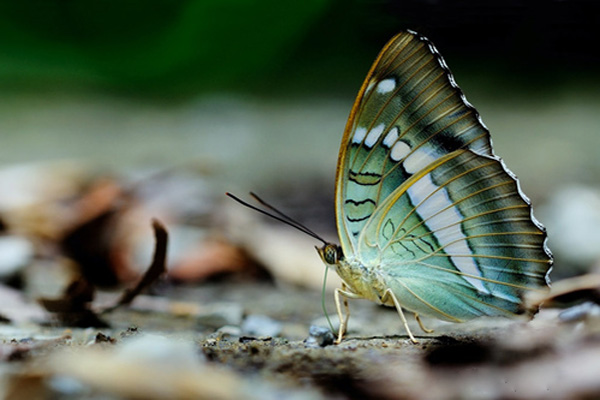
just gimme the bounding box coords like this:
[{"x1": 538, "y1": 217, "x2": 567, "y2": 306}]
[
  {"x1": 336, "y1": 31, "x2": 494, "y2": 254},
  {"x1": 358, "y1": 150, "x2": 550, "y2": 320},
  {"x1": 334, "y1": 30, "x2": 552, "y2": 320}
]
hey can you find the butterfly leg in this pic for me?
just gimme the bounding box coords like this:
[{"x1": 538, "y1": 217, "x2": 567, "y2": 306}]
[
  {"x1": 382, "y1": 288, "x2": 418, "y2": 344},
  {"x1": 334, "y1": 284, "x2": 361, "y2": 344},
  {"x1": 415, "y1": 314, "x2": 434, "y2": 334}
]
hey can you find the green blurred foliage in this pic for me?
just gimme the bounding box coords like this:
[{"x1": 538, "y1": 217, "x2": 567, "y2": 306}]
[
  {"x1": 0, "y1": 1, "x2": 597, "y2": 97},
  {"x1": 0, "y1": 0, "x2": 331, "y2": 94}
]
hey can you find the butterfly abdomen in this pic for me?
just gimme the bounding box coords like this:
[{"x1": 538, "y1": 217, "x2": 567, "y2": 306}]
[{"x1": 335, "y1": 256, "x2": 391, "y2": 303}]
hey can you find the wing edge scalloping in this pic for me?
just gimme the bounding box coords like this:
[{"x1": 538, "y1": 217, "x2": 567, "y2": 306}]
[
  {"x1": 406, "y1": 29, "x2": 492, "y2": 157},
  {"x1": 361, "y1": 149, "x2": 552, "y2": 297},
  {"x1": 335, "y1": 31, "x2": 553, "y2": 287},
  {"x1": 493, "y1": 154, "x2": 553, "y2": 287},
  {"x1": 404, "y1": 31, "x2": 552, "y2": 285}
]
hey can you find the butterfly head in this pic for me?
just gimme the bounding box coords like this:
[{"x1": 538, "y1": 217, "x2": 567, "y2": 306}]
[{"x1": 316, "y1": 243, "x2": 344, "y2": 267}]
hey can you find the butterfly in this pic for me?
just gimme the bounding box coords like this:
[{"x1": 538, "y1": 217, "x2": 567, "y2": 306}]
[
  {"x1": 313, "y1": 30, "x2": 553, "y2": 343},
  {"x1": 228, "y1": 30, "x2": 553, "y2": 344}
]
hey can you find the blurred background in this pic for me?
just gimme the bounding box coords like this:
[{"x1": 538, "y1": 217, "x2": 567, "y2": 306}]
[{"x1": 1, "y1": 0, "x2": 600, "y2": 296}]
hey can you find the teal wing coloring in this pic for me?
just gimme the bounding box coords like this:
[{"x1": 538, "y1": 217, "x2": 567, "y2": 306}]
[
  {"x1": 334, "y1": 30, "x2": 552, "y2": 320},
  {"x1": 359, "y1": 150, "x2": 550, "y2": 320},
  {"x1": 336, "y1": 31, "x2": 493, "y2": 255}
]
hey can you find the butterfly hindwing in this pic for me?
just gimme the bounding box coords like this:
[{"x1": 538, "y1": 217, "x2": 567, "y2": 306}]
[
  {"x1": 336, "y1": 31, "x2": 494, "y2": 255},
  {"x1": 355, "y1": 149, "x2": 550, "y2": 319}
]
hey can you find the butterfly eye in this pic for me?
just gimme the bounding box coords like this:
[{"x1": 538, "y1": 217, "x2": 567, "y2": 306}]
[{"x1": 323, "y1": 244, "x2": 341, "y2": 265}]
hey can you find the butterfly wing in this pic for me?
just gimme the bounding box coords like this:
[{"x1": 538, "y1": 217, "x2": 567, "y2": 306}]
[
  {"x1": 359, "y1": 150, "x2": 551, "y2": 320},
  {"x1": 336, "y1": 31, "x2": 493, "y2": 256},
  {"x1": 335, "y1": 31, "x2": 551, "y2": 318}
]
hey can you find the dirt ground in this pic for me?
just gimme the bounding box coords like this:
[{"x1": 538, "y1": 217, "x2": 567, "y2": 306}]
[{"x1": 2, "y1": 278, "x2": 600, "y2": 400}]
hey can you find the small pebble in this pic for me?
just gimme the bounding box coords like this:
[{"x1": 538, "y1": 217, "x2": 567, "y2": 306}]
[
  {"x1": 241, "y1": 314, "x2": 282, "y2": 337},
  {"x1": 116, "y1": 333, "x2": 200, "y2": 368},
  {"x1": 559, "y1": 301, "x2": 600, "y2": 322},
  {"x1": 304, "y1": 325, "x2": 335, "y2": 347},
  {"x1": 213, "y1": 325, "x2": 242, "y2": 339},
  {"x1": 94, "y1": 332, "x2": 116, "y2": 344},
  {"x1": 0, "y1": 236, "x2": 34, "y2": 280},
  {"x1": 196, "y1": 303, "x2": 244, "y2": 328},
  {"x1": 48, "y1": 375, "x2": 90, "y2": 396}
]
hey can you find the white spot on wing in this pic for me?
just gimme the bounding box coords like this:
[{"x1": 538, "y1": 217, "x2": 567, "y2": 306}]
[
  {"x1": 407, "y1": 173, "x2": 488, "y2": 293},
  {"x1": 390, "y1": 141, "x2": 410, "y2": 161},
  {"x1": 383, "y1": 127, "x2": 399, "y2": 148},
  {"x1": 352, "y1": 127, "x2": 367, "y2": 144},
  {"x1": 403, "y1": 148, "x2": 438, "y2": 174},
  {"x1": 376, "y1": 78, "x2": 396, "y2": 94},
  {"x1": 364, "y1": 124, "x2": 385, "y2": 148}
]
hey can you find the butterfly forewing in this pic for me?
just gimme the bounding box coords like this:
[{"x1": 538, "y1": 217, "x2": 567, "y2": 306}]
[{"x1": 336, "y1": 31, "x2": 494, "y2": 254}]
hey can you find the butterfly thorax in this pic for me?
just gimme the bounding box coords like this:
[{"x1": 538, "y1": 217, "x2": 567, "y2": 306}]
[{"x1": 317, "y1": 243, "x2": 388, "y2": 304}]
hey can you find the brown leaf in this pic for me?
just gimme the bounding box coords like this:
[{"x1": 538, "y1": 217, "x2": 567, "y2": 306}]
[
  {"x1": 38, "y1": 278, "x2": 95, "y2": 313},
  {"x1": 526, "y1": 273, "x2": 600, "y2": 309},
  {"x1": 38, "y1": 278, "x2": 108, "y2": 328},
  {"x1": 169, "y1": 237, "x2": 270, "y2": 282},
  {"x1": 102, "y1": 219, "x2": 168, "y2": 311},
  {"x1": 39, "y1": 219, "x2": 169, "y2": 326}
]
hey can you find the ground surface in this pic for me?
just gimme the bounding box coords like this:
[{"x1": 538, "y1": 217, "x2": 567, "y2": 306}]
[
  {"x1": 1, "y1": 92, "x2": 599, "y2": 399},
  {"x1": 2, "y1": 279, "x2": 599, "y2": 400}
]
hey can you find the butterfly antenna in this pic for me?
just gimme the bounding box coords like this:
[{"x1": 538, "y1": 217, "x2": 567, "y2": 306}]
[
  {"x1": 226, "y1": 192, "x2": 328, "y2": 245},
  {"x1": 248, "y1": 192, "x2": 329, "y2": 242}
]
